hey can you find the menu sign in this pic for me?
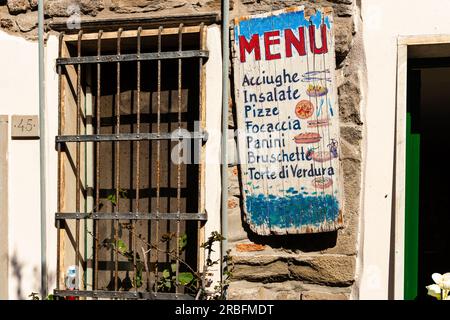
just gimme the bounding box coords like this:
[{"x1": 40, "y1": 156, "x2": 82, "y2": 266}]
[{"x1": 233, "y1": 6, "x2": 344, "y2": 235}]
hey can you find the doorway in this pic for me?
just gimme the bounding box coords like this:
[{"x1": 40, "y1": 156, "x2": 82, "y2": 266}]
[{"x1": 405, "y1": 57, "x2": 450, "y2": 299}]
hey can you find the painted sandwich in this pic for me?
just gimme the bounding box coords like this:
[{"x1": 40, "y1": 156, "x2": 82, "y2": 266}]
[
  {"x1": 293, "y1": 132, "x2": 321, "y2": 144},
  {"x1": 307, "y1": 118, "x2": 330, "y2": 128}
]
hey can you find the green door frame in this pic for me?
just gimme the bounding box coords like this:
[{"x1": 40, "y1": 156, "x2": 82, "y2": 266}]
[
  {"x1": 404, "y1": 112, "x2": 420, "y2": 300},
  {"x1": 404, "y1": 65, "x2": 421, "y2": 300}
]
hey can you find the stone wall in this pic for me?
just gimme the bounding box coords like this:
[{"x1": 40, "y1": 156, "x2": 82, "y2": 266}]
[
  {"x1": 0, "y1": 0, "x2": 228, "y2": 38},
  {"x1": 226, "y1": 0, "x2": 364, "y2": 300},
  {"x1": 0, "y1": 0, "x2": 365, "y2": 300}
]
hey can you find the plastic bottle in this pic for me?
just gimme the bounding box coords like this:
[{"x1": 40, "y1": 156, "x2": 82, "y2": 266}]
[{"x1": 65, "y1": 265, "x2": 79, "y2": 300}]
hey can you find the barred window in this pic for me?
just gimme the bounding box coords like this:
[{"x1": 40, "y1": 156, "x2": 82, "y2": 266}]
[{"x1": 54, "y1": 23, "x2": 209, "y2": 300}]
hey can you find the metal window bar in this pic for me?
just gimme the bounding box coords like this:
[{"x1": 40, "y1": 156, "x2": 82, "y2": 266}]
[
  {"x1": 56, "y1": 51, "x2": 209, "y2": 65},
  {"x1": 154, "y1": 25, "x2": 163, "y2": 294},
  {"x1": 55, "y1": 212, "x2": 207, "y2": 220},
  {"x1": 56, "y1": 31, "x2": 65, "y2": 292},
  {"x1": 134, "y1": 25, "x2": 141, "y2": 296},
  {"x1": 94, "y1": 28, "x2": 103, "y2": 294},
  {"x1": 55, "y1": 25, "x2": 208, "y2": 300},
  {"x1": 114, "y1": 27, "x2": 122, "y2": 294},
  {"x1": 175, "y1": 23, "x2": 183, "y2": 295},
  {"x1": 76, "y1": 30, "x2": 83, "y2": 281},
  {"x1": 55, "y1": 132, "x2": 207, "y2": 142},
  {"x1": 198, "y1": 22, "x2": 206, "y2": 293}
]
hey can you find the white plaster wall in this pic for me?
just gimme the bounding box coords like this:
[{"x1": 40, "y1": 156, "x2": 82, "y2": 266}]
[
  {"x1": 0, "y1": 28, "x2": 220, "y2": 298},
  {"x1": 360, "y1": 0, "x2": 450, "y2": 299},
  {"x1": 0, "y1": 31, "x2": 58, "y2": 299},
  {"x1": 204, "y1": 25, "x2": 222, "y2": 288},
  {"x1": 45, "y1": 34, "x2": 60, "y2": 298}
]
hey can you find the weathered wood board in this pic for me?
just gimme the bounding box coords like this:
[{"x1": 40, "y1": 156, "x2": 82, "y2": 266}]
[{"x1": 233, "y1": 6, "x2": 344, "y2": 235}]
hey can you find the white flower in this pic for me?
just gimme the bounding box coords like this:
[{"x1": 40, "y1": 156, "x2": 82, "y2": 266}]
[
  {"x1": 426, "y1": 284, "x2": 442, "y2": 299},
  {"x1": 432, "y1": 273, "x2": 450, "y2": 290},
  {"x1": 432, "y1": 273, "x2": 443, "y2": 285},
  {"x1": 442, "y1": 273, "x2": 450, "y2": 290}
]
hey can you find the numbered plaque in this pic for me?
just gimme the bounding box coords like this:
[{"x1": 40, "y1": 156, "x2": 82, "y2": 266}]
[{"x1": 11, "y1": 115, "x2": 39, "y2": 139}]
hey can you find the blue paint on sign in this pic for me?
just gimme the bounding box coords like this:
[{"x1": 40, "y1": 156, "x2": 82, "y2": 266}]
[
  {"x1": 235, "y1": 9, "x2": 332, "y2": 44},
  {"x1": 246, "y1": 192, "x2": 339, "y2": 229},
  {"x1": 310, "y1": 10, "x2": 331, "y2": 29}
]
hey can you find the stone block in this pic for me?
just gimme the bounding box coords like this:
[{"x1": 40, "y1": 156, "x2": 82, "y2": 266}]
[
  {"x1": 335, "y1": 17, "x2": 355, "y2": 62},
  {"x1": 331, "y1": 3, "x2": 353, "y2": 17},
  {"x1": 80, "y1": 0, "x2": 104, "y2": 16},
  {"x1": 227, "y1": 281, "x2": 260, "y2": 299},
  {"x1": 45, "y1": 0, "x2": 75, "y2": 17},
  {"x1": 0, "y1": 18, "x2": 16, "y2": 31},
  {"x1": 340, "y1": 125, "x2": 362, "y2": 158},
  {"x1": 342, "y1": 158, "x2": 361, "y2": 199},
  {"x1": 228, "y1": 165, "x2": 241, "y2": 196},
  {"x1": 227, "y1": 196, "x2": 239, "y2": 209},
  {"x1": 235, "y1": 243, "x2": 265, "y2": 252},
  {"x1": 7, "y1": 0, "x2": 30, "y2": 15},
  {"x1": 16, "y1": 10, "x2": 37, "y2": 32},
  {"x1": 201, "y1": 0, "x2": 234, "y2": 11},
  {"x1": 228, "y1": 279, "x2": 352, "y2": 300},
  {"x1": 110, "y1": 0, "x2": 187, "y2": 14},
  {"x1": 44, "y1": 0, "x2": 104, "y2": 17},
  {"x1": 328, "y1": 0, "x2": 353, "y2": 4},
  {"x1": 228, "y1": 211, "x2": 248, "y2": 242},
  {"x1": 289, "y1": 255, "x2": 355, "y2": 286},
  {"x1": 29, "y1": 0, "x2": 37, "y2": 11},
  {"x1": 232, "y1": 260, "x2": 290, "y2": 282},
  {"x1": 338, "y1": 75, "x2": 362, "y2": 125},
  {"x1": 301, "y1": 291, "x2": 349, "y2": 300}
]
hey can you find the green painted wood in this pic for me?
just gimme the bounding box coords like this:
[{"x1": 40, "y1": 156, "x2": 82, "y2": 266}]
[{"x1": 404, "y1": 112, "x2": 420, "y2": 300}]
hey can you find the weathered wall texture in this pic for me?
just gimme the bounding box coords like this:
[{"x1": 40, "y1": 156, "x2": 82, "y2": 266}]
[
  {"x1": 0, "y1": 0, "x2": 364, "y2": 299},
  {"x1": 0, "y1": 0, "x2": 228, "y2": 39}
]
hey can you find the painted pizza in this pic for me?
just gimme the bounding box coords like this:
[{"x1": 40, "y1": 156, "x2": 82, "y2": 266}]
[{"x1": 295, "y1": 100, "x2": 314, "y2": 119}]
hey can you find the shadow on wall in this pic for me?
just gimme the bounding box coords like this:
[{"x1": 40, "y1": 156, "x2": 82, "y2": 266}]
[
  {"x1": 10, "y1": 251, "x2": 24, "y2": 299},
  {"x1": 10, "y1": 251, "x2": 56, "y2": 300},
  {"x1": 240, "y1": 209, "x2": 338, "y2": 251}
]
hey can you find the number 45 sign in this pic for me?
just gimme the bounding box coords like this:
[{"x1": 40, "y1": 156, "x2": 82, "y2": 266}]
[{"x1": 11, "y1": 115, "x2": 39, "y2": 139}]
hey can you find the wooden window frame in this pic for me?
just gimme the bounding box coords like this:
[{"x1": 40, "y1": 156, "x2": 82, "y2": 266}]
[{"x1": 54, "y1": 24, "x2": 209, "y2": 300}]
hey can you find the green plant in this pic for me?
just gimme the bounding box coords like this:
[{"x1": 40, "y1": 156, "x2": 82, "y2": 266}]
[
  {"x1": 197, "y1": 231, "x2": 233, "y2": 300},
  {"x1": 101, "y1": 235, "x2": 145, "y2": 289},
  {"x1": 75, "y1": 190, "x2": 233, "y2": 299},
  {"x1": 97, "y1": 228, "x2": 232, "y2": 299},
  {"x1": 101, "y1": 190, "x2": 233, "y2": 299},
  {"x1": 157, "y1": 233, "x2": 197, "y2": 293},
  {"x1": 28, "y1": 293, "x2": 55, "y2": 300}
]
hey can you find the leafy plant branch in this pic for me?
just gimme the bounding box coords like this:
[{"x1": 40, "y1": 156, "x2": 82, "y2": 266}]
[{"x1": 48, "y1": 189, "x2": 233, "y2": 300}]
